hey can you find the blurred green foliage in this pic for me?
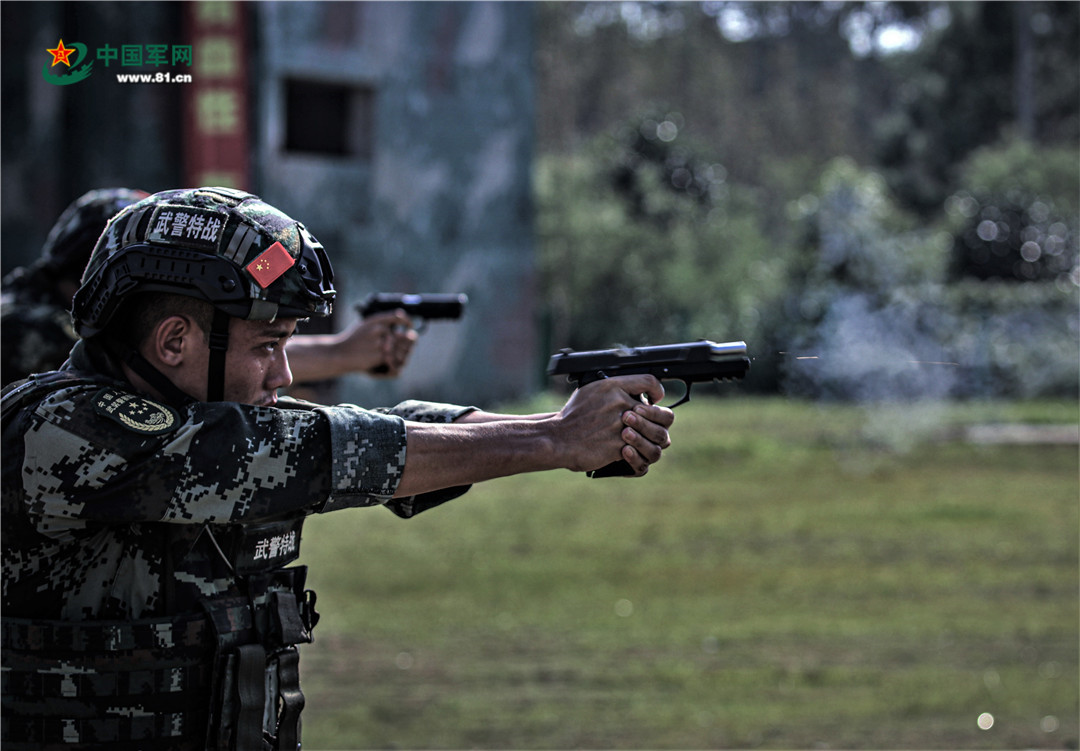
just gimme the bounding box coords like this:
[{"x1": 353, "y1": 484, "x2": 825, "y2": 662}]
[
  {"x1": 875, "y1": 2, "x2": 1080, "y2": 214},
  {"x1": 536, "y1": 123, "x2": 1078, "y2": 398},
  {"x1": 536, "y1": 114, "x2": 792, "y2": 369},
  {"x1": 535, "y1": 2, "x2": 1078, "y2": 400},
  {"x1": 945, "y1": 137, "x2": 1079, "y2": 283}
]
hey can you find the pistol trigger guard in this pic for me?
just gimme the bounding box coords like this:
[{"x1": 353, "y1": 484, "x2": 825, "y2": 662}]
[{"x1": 669, "y1": 381, "x2": 692, "y2": 409}]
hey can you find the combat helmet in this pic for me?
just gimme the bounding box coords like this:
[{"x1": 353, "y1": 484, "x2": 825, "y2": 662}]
[
  {"x1": 39, "y1": 188, "x2": 150, "y2": 281},
  {"x1": 72, "y1": 186, "x2": 335, "y2": 402}
]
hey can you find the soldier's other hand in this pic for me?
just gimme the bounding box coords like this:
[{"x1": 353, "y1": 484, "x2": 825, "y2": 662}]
[
  {"x1": 619, "y1": 399, "x2": 674, "y2": 475},
  {"x1": 556, "y1": 374, "x2": 673, "y2": 476},
  {"x1": 346, "y1": 310, "x2": 418, "y2": 377}
]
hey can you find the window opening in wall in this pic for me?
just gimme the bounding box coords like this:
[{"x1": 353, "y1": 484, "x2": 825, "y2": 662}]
[{"x1": 283, "y1": 79, "x2": 374, "y2": 158}]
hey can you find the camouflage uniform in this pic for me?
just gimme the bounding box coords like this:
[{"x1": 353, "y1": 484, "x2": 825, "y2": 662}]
[
  {"x1": 0, "y1": 265, "x2": 78, "y2": 386},
  {"x1": 1, "y1": 189, "x2": 149, "y2": 387},
  {"x1": 1, "y1": 188, "x2": 475, "y2": 750}
]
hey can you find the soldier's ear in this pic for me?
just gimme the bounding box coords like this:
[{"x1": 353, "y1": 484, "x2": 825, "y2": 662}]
[{"x1": 151, "y1": 315, "x2": 197, "y2": 367}]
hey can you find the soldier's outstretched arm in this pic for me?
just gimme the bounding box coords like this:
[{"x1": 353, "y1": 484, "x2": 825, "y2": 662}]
[{"x1": 393, "y1": 374, "x2": 673, "y2": 497}]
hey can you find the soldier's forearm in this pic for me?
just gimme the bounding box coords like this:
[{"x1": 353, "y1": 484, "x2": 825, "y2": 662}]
[
  {"x1": 394, "y1": 419, "x2": 562, "y2": 497},
  {"x1": 453, "y1": 409, "x2": 557, "y2": 423}
]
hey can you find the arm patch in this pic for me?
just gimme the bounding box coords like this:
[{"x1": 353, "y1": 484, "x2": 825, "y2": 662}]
[{"x1": 92, "y1": 388, "x2": 180, "y2": 435}]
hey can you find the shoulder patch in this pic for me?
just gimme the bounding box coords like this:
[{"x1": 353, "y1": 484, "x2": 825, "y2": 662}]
[{"x1": 92, "y1": 388, "x2": 180, "y2": 435}]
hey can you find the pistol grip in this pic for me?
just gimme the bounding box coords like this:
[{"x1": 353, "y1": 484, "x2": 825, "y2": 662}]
[
  {"x1": 581, "y1": 371, "x2": 644, "y2": 478},
  {"x1": 588, "y1": 458, "x2": 635, "y2": 479}
]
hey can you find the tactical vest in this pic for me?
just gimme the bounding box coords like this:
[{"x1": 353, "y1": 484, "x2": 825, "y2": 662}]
[{"x1": 2, "y1": 373, "x2": 321, "y2": 750}]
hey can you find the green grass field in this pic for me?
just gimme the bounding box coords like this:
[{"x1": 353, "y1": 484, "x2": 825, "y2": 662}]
[{"x1": 296, "y1": 397, "x2": 1078, "y2": 750}]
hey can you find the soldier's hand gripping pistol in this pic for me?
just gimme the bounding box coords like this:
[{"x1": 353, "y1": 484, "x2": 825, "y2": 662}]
[
  {"x1": 547, "y1": 339, "x2": 750, "y2": 478},
  {"x1": 356, "y1": 293, "x2": 468, "y2": 374}
]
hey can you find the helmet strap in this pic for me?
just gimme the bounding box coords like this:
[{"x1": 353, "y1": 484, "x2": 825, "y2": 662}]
[
  {"x1": 110, "y1": 342, "x2": 197, "y2": 408},
  {"x1": 206, "y1": 308, "x2": 231, "y2": 402}
]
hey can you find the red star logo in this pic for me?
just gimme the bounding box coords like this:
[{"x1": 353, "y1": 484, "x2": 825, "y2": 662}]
[{"x1": 46, "y1": 39, "x2": 75, "y2": 67}]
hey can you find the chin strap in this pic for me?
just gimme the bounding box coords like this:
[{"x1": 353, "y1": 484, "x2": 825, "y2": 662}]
[
  {"x1": 102, "y1": 308, "x2": 232, "y2": 407},
  {"x1": 206, "y1": 308, "x2": 231, "y2": 403},
  {"x1": 112, "y1": 344, "x2": 197, "y2": 408}
]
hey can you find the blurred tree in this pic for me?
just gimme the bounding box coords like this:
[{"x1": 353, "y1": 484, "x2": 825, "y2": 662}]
[
  {"x1": 536, "y1": 115, "x2": 793, "y2": 390},
  {"x1": 536, "y1": 1, "x2": 890, "y2": 190},
  {"x1": 537, "y1": 1, "x2": 1078, "y2": 213},
  {"x1": 534, "y1": 2, "x2": 1079, "y2": 397},
  {"x1": 944, "y1": 138, "x2": 1079, "y2": 283},
  {"x1": 874, "y1": 1, "x2": 1080, "y2": 215}
]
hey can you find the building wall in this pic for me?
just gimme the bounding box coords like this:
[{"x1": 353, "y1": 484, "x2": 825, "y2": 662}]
[{"x1": 255, "y1": 2, "x2": 538, "y2": 407}]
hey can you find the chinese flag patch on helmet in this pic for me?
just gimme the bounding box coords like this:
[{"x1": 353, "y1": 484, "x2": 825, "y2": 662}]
[{"x1": 246, "y1": 241, "x2": 296, "y2": 288}]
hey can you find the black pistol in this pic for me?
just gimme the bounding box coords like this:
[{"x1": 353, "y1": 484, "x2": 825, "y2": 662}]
[
  {"x1": 547, "y1": 339, "x2": 750, "y2": 477},
  {"x1": 356, "y1": 293, "x2": 467, "y2": 322}
]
